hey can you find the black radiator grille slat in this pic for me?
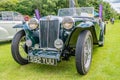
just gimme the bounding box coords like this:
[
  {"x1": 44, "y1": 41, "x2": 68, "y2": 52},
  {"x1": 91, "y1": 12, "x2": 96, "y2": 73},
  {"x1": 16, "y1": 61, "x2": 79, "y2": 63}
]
[{"x1": 40, "y1": 20, "x2": 59, "y2": 48}]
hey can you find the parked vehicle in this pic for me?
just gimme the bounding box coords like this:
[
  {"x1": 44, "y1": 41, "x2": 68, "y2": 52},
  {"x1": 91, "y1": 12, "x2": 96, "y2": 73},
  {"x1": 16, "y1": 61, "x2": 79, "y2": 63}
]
[
  {"x1": 0, "y1": 11, "x2": 23, "y2": 41},
  {"x1": 11, "y1": 7, "x2": 106, "y2": 75}
]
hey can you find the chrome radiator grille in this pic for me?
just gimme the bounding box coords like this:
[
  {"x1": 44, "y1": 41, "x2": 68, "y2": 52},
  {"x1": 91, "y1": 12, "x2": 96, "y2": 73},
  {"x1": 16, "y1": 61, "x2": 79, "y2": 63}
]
[{"x1": 39, "y1": 20, "x2": 59, "y2": 48}]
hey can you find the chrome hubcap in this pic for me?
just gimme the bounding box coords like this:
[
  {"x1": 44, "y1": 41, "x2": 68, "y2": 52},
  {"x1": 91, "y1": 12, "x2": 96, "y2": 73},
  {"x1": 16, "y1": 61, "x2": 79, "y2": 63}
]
[{"x1": 84, "y1": 36, "x2": 92, "y2": 70}]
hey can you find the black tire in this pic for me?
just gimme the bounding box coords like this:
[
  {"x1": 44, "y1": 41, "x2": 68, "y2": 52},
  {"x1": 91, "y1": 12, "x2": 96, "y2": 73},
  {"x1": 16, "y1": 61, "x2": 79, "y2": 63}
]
[
  {"x1": 99, "y1": 30, "x2": 104, "y2": 47},
  {"x1": 104, "y1": 25, "x2": 106, "y2": 35},
  {"x1": 75, "y1": 30, "x2": 93, "y2": 75},
  {"x1": 11, "y1": 30, "x2": 28, "y2": 65}
]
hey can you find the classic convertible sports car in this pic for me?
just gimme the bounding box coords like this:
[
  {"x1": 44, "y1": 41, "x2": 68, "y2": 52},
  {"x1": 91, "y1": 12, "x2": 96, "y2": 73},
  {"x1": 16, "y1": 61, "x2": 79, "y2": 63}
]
[
  {"x1": 0, "y1": 11, "x2": 23, "y2": 41},
  {"x1": 11, "y1": 7, "x2": 105, "y2": 75}
]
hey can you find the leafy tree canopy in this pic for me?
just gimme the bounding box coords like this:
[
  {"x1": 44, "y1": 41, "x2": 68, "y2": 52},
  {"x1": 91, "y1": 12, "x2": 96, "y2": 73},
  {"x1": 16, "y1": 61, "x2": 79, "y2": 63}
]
[{"x1": 0, "y1": 0, "x2": 119, "y2": 20}]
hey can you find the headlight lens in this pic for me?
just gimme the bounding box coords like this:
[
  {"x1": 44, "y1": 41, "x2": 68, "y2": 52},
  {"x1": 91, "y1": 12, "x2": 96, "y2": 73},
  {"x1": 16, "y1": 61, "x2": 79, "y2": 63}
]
[
  {"x1": 62, "y1": 17, "x2": 74, "y2": 30},
  {"x1": 34, "y1": 44, "x2": 39, "y2": 49},
  {"x1": 26, "y1": 40, "x2": 32, "y2": 47},
  {"x1": 63, "y1": 22, "x2": 73, "y2": 30},
  {"x1": 28, "y1": 18, "x2": 39, "y2": 30},
  {"x1": 54, "y1": 39, "x2": 63, "y2": 49}
]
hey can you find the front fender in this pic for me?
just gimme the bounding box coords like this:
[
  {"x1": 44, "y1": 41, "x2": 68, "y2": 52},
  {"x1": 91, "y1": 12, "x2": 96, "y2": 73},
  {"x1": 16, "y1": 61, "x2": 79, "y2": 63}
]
[
  {"x1": 22, "y1": 24, "x2": 39, "y2": 47},
  {"x1": 99, "y1": 22, "x2": 106, "y2": 41},
  {"x1": 65, "y1": 24, "x2": 100, "y2": 47}
]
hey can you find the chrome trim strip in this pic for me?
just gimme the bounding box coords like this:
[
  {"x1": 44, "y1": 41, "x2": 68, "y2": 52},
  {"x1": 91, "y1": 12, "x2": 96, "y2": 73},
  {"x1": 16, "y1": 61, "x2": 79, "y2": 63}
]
[
  {"x1": 47, "y1": 19, "x2": 49, "y2": 48},
  {"x1": 40, "y1": 48, "x2": 58, "y2": 51},
  {"x1": 57, "y1": 20, "x2": 60, "y2": 38}
]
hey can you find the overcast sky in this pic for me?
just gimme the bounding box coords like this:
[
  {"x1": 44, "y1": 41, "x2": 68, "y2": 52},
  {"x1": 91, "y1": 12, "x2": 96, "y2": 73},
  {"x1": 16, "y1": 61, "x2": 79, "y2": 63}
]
[{"x1": 103, "y1": 0, "x2": 120, "y2": 13}]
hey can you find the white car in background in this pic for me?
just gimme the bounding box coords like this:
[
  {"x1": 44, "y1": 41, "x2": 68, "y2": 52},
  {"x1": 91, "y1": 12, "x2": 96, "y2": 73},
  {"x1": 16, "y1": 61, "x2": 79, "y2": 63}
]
[{"x1": 0, "y1": 11, "x2": 23, "y2": 41}]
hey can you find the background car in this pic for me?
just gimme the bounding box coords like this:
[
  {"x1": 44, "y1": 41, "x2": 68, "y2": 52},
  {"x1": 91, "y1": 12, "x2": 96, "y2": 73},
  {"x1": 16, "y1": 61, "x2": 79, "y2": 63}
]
[{"x1": 0, "y1": 11, "x2": 23, "y2": 41}]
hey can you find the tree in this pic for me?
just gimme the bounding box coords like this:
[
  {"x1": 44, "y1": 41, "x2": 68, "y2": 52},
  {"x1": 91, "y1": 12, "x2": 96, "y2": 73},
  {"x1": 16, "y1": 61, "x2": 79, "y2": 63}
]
[
  {"x1": 0, "y1": 0, "x2": 118, "y2": 20},
  {"x1": 0, "y1": 0, "x2": 18, "y2": 11},
  {"x1": 15, "y1": 0, "x2": 33, "y2": 15}
]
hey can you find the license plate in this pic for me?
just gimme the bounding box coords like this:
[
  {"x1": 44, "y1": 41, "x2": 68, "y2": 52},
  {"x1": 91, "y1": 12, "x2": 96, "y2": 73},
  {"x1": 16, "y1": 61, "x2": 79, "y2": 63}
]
[{"x1": 28, "y1": 56, "x2": 57, "y2": 65}]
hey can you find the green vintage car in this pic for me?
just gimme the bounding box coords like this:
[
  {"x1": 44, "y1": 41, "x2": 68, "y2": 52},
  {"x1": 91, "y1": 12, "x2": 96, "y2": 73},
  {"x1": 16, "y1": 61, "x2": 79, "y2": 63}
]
[{"x1": 11, "y1": 7, "x2": 105, "y2": 75}]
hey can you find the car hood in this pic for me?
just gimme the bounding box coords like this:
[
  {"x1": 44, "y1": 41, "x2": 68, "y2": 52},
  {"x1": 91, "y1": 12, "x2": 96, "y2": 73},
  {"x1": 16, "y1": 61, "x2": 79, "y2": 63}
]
[
  {"x1": 40, "y1": 16, "x2": 63, "y2": 23},
  {"x1": 40, "y1": 16, "x2": 95, "y2": 25}
]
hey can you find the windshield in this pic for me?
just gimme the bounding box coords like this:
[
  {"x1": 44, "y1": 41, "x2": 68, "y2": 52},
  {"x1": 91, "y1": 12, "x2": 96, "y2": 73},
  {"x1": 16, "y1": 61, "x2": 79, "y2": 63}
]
[
  {"x1": 0, "y1": 11, "x2": 23, "y2": 21},
  {"x1": 58, "y1": 7, "x2": 94, "y2": 18}
]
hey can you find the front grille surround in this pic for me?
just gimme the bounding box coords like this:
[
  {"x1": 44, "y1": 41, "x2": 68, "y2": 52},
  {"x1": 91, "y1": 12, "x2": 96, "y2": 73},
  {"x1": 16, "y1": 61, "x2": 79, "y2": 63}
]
[{"x1": 39, "y1": 19, "x2": 60, "y2": 49}]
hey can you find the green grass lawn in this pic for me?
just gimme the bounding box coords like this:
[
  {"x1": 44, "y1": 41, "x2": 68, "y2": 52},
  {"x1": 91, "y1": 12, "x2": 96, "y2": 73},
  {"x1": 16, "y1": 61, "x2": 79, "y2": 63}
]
[{"x1": 0, "y1": 21, "x2": 120, "y2": 80}]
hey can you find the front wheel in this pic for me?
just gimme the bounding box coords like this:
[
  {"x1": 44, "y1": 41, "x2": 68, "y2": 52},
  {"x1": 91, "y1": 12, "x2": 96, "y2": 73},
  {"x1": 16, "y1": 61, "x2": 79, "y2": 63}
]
[
  {"x1": 75, "y1": 30, "x2": 93, "y2": 75},
  {"x1": 11, "y1": 30, "x2": 28, "y2": 65}
]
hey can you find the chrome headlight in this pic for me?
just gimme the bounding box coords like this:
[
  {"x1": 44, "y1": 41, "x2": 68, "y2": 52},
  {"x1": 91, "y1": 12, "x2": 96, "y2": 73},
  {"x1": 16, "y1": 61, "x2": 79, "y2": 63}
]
[
  {"x1": 26, "y1": 40, "x2": 32, "y2": 47},
  {"x1": 54, "y1": 39, "x2": 63, "y2": 49},
  {"x1": 28, "y1": 18, "x2": 39, "y2": 30},
  {"x1": 62, "y1": 16, "x2": 74, "y2": 30}
]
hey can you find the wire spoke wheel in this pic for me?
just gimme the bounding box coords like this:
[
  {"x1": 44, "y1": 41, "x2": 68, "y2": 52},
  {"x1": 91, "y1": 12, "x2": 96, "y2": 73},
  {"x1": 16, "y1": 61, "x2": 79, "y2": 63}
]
[
  {"x1": 11, "y1": 30, "x2": 28, "y2": 65},
  {"x1": 76, "y1": 30, "x2": 93, "y2": 75},
  {"x1": 19, "y1": 36, "x2": 28, "y2": 60},
  {"x1": 84, "y1": 36, "x2": 92, "y2": 70}
]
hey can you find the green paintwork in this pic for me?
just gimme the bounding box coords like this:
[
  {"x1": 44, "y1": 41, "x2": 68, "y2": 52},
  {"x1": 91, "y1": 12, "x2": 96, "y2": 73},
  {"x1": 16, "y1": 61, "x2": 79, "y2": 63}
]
[
  {"x1": 23, "y1": 24, "x2": 39, "y2": 47},
  {"x1": 64, "y1": 21, "x2": 101, "y2": 48},
  {"x1": 19, "y1": 17, "x2": 102, "y2": 60},
  {"x1": 93, "y1": 22, "x2": 101, "y2": 41}
]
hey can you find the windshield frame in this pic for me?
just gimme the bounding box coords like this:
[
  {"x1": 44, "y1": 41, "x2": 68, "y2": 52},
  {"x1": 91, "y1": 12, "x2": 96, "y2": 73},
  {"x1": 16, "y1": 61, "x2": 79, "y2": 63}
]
[{"x1": 58, "y1": 7, "x2": 95, "y2": 18}]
